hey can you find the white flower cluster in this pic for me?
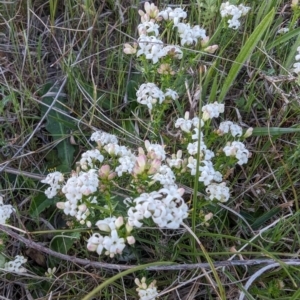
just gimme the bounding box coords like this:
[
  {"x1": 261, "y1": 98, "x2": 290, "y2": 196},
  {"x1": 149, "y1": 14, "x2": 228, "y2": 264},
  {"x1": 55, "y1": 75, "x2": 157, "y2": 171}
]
[
  {"x1": 127, "y1": 186, "x2": 188, "y2": 229},
  {"x1": 0, "y1": 195, "x2": 15, "y2": 224},
  {"x1": 126, "y1": 2, "x2": 208, "y2": 64},
  {"x1": 41, "y1": 171, "x2": 64, "y2": 199},
  {"x1": 202, "y1": 102, "x2": 224, "y2": 121},
  {"x1": 87, "y1": 216, "x2": 135, "y2": 257},
  {"x1": 158, "y1": 7, "x2": 187, "y2": 25},
  {"x1": 136, "y1": 83, "x2": 165, "y2": 110},
  {"x1": 175, "y1": 110, "x2": 234, "y2": 202},
  {"x1": 175, "y1": 111, "x2": 204, "y2": 133},
  {"x1": 4, "y1": 255, "x2": 27, "y2": 273},
  {"x1": 90, "y1": 131, "x2": 118, "y2": 146},
  {"x1": 55, "y1": 169, "x2": 99, "y2": 225},
  {"x1": 174, "y1": 23, "x2": 207, "y2": 46},
  {"x1": 220, "y1": 2, "x2": 251, "y2": 29},
  {"x1": 135, "y1": 277, "x2": 158, "y2": 300},
  {"x1": 79, "y1": 149, "x2": 104, "y2": 170},
  {"x1": 218, "y1": 121, "x2": 243, "y2": 137},
  {"x1": 206, "y1": 182, "x2": 230, "y2": 202},
  {"x1": 223, "y1": 141, "x2": 250, "y2": 165},
  {"x1": 293, "y1": 46, "x2": 300, "y2": 74},
  {"x1": 136, "y1": 83, "x2": 178, "y2": 111}
]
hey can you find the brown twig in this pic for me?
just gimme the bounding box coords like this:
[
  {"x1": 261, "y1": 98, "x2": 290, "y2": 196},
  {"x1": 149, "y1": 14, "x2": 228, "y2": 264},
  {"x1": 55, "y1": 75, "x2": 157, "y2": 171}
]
[{"x1": 1, "y1": 224, "x2": 299, "y2": 271}]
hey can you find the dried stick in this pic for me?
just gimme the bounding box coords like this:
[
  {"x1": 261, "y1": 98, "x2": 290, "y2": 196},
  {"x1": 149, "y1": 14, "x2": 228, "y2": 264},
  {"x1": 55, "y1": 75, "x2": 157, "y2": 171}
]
[{"x1": 1, "y1": 224, "x2": 299, "y2": 271}]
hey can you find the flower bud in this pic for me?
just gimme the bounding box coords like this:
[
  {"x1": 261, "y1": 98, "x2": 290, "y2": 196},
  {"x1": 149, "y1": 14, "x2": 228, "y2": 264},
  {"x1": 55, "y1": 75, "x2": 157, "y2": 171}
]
[
  {"x1": 115, "y1": 216, "x2": 124, "y2": 229},
  {"x1": 201, "y1": 36, "x2": 210, "y2": 47},
  {"x1": 98, "y1": 165, "x2": 111, "y2": 179},
  {"x1": 96, "y1": 221, "x2": 111, "y2": 232},
  {"x1": 56, "y1": 202, "x2": 65, "y2": 209},
  {"x1": 292, "y1": 0, "x2": 299, "y2": 8},
  {"x1": 126, "y1": 236, "x2": 136, "y2": 245},
  {"x1": 87, "y1": 243, "x2": 97, "y2": 251},
  {"x1": 126, "y1": 222, "x2": 133, "y2": 233},
  {"x1": 123, "y1": 43, "x2": 137, "y2": 54},
  {"x1": 148, "y1": 159, "x2": 161, "y2": 174},
  {"x1": 243, "y1": 127, "x2": 253, "y2": 138},
  {"x1": 204, "y1": 45, "x2": 218, "y2": 54},
  {"x1": 78, "y1": 204, "x2": 87, "y2": 212},
  {"x1": 132, "y1": 154, "x2": 147, "y2": 175}
]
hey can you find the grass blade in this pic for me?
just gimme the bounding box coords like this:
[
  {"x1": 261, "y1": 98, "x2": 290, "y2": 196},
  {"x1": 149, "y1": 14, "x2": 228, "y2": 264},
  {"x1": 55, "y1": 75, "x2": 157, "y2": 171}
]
[{"x1": 218, "y1": 9, "x2": 275, "y2": 102}]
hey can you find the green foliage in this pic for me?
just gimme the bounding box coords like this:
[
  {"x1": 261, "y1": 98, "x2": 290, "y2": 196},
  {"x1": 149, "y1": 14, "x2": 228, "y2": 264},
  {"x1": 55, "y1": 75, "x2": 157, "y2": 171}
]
[
  {"x1": 50, "y1": 232, "x2": 80, "y2": 255},
  {"x1": 218, "y1": 8, "x2": 275, "y2": 102},
  {"x1": 29, "y1": 193, "x2": 54, "y2": 219},
  {"x1": 40, "y1": 83, "x2": 76, "y2": 172}
]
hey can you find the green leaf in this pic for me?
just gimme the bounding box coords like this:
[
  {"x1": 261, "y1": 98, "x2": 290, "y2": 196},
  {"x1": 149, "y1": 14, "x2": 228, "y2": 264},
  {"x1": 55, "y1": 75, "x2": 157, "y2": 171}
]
[
  {"x1": 251, "y1": 207, "x2": 281, "y2": 230},
  {"x1": 252, "y1": 127, "x2": 300, "y2": 136},
  {"x1": 40, "y1": 83, "x2": 75, "y2": 172},
  {"x1": 29, "y1": 193, "x2": 53, "y2": 219},
  {"x1": 218, "y1": 8, "x2": 275, "y2": 102},
  {"x1": 0, "y1": 253, "x2": 6, "y2": 268},
  {"x1": 267, "y1": 27, "x2": 300, "y2": 51},
  {"x1": 50, "y1": 232, "x2": 80, "y2": 255}
]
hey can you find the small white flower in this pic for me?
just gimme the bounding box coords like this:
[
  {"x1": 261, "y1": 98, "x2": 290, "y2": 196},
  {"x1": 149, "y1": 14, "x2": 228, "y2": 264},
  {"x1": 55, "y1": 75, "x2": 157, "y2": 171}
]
[
  {"x1": 79, "y1": 149, "x2": 104, "y2": 170},
  {"x1": 223, "y1": 141, "x2": 250, "y2": 165},
  {"x1": 136, "y1": 83, "x2": 165, "y2": 110},
  {"x1": 218, "y1": 121, "x2": 242, "y2": 137},
  {"x1": 87, "y1": 233, "x2": 105, "y2": 255},
  {"x1": 277, "y1": 28, "x2": 289, "y2": 34},
  {"x1": 135, "y1": 277, "x2": 158, "y2": 300},
  {"x1": 164, "y1": 88, "x2": 178, "y2": 100},
  {"x1": 115, "y1": 153, "x2": 136, "y2": 176},
  {"x1": 220, "y1": 2, "x2": 250, "y2": 29},
  {"x1": 4, "y1": 255, "x2": 27, "y2": 273},
  {"x1": 41, "y1": 171, "x2": 64, "y2": 199},
  {"x1": 103, "y1": 229, "x2": 126, "y2": 257},
  {"x1": 167, "y1": 150, "x2": 183, "y2": 169},
  {"x1": 96, "y1": 217, "x2": 117, "y2": 232},
  {"x1": 151, "y1": 165, "x2": 176, "y2": 188},
  {"x1": 163, "y1": 45, "x2": 183, "y2": 59},
  {"x1": 206, "y1": 182, "x2": 230, "y2": 202},
  {"x1": 0, "y1": 195, "x2": 15, "y2": 224},
  {"x1": 145, "y1": 140, "x2": 166, "y2": 160},
  {"x1": 137, "y1": 35, "x2": 165, "y2": 64},
  {"x1": 202, "y1": 102, "x2": 224, "y2": 121},
  {"x1": 91, "y1": 131, "x2": 118, "y2": 146},
  {"x1": 138, "y1": 21, "x2": 160, "y2": 37},
  {"x1": 158, "y1": 7, "x2": 187, "y2": 24}
]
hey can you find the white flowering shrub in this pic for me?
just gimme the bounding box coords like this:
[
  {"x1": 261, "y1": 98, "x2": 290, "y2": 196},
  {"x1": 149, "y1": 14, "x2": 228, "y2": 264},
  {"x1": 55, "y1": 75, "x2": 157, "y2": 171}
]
[{"x1": 39, "y1": 2, "x2": 253, "y2": 268}]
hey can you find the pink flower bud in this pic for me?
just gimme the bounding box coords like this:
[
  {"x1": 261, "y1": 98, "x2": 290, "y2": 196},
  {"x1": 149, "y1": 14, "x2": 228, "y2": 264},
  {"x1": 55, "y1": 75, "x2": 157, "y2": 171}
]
[
  {"x1": 133, "y1": 154, "x2": 147, "y2": 175},
  {"x1": 87, "y1": 243, "x2": 97, "y2": 251},
  {"x1": 123, "y1": 43, "x2": 137, "y2": 54},
  {"x1": 204, "y1": 45, "x2": 218, "y2": 54},
  {"x1": 115, "y1": 216, "x2": 124, "y2": 229},
  {"x1": 98, "y1": 165, "x2": 111, "y2": 179},
  {"x1": 78, "y1": 204, "x2": 87, "y2": 212},
  {"x1": 148, "y1": 159, "x2": 161, "y2": 174},
  {"x1": 126, "y1": 236, "x2": 136, "y2": 245},
  {"x1": 177, "y1": 188, "x2": 185, "y2": 197},
  {"x1": 201, "y1": 36, "x2": 210, "y2": 47},
  {"x1": 56, "y1": 202, "x2": 65, "y2": 209},
  {"x1": 107, "y1": 172, "x2": 116, "y2": 180}
]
